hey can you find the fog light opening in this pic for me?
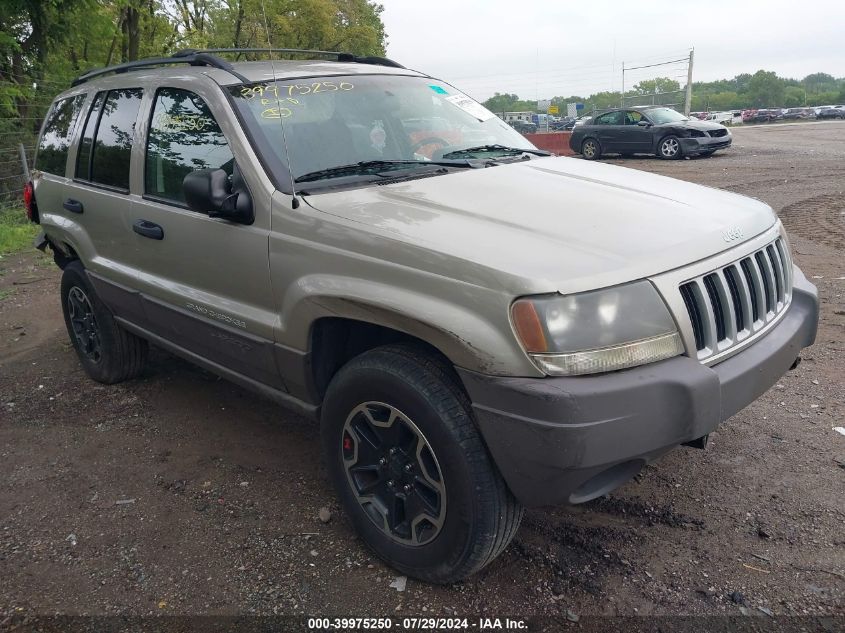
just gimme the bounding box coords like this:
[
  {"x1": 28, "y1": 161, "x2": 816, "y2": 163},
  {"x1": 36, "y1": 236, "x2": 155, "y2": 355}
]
[{"x1": 568, "y1": 460, "x2": 645, "y2": 505}]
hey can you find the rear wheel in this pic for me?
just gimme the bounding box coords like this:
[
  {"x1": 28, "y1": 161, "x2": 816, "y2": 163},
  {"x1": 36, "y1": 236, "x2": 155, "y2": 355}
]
[
  {"x1": 581, "y1": 137, "x2": 601, "y2": 160},
  {"x1": 657, "y1": 135, "x2": 682, "y2": 159},
  {"x1": 321, "y1": 345, "x2": 523, "y2": 583},
  {"x1": 61, "y1": 261, "x2": 147, "y2": 384}
]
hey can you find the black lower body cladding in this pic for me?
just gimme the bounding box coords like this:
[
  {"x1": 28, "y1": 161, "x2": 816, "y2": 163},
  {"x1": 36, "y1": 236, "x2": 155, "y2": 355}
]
[{"x1": 458, "y1": 274, "x2": 819, "y2": 507}]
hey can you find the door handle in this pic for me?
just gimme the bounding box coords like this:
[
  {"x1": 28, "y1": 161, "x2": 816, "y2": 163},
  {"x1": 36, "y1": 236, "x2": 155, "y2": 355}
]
[
  {"x1": 132, "y1": 219, "x2": 164, "y2": 240},
  {"x1": 63, "y1": 198, "x2": 83, "y2": 214}
]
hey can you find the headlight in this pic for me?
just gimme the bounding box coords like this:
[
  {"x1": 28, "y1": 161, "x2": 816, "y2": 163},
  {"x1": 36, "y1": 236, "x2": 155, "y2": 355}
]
[{"x1": 511, "y1": 281, "x2": 684, "y2": 376}]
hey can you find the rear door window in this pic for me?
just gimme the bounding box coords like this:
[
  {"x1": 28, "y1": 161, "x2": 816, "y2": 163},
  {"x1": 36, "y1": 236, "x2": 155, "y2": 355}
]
[
  {"x1": 145, "y1": 88, "x2": 234, "y2": 204},
  {"x1": 35, "y1": 95, "x2": 86, "y2": 176},
  {"x1": 75, "y1": 88, "x2": 142, "y2": 190},
  {"x1": 594, "y1": 111, "x2": 624, "y2": 125}
]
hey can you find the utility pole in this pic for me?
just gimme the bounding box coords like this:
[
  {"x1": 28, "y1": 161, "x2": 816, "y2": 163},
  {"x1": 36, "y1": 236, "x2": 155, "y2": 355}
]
[
  {"x1": 621, "y1": 61, "x2": 625, "y2": 108},
  {"x1": 684, "y1": 48, "x2": 694, "y2": 116}
]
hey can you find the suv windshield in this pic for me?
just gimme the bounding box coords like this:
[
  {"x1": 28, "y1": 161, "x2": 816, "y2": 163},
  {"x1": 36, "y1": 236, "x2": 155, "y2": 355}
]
[
  {"x1": 645, "y1": 108, "x2": 689, "y2": 124},
  {"x1": 228, "y1": 75, "x2": 536, "y2": 188}
]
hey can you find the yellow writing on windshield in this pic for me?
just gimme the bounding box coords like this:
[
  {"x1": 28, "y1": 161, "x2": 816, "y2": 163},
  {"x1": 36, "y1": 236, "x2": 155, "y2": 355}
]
[{"x1": 240, "y1": 81, "x2": 354, "y2": 101}]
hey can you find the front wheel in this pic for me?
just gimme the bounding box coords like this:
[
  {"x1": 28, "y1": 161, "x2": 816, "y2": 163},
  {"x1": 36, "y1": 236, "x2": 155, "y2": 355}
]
[
  {"x1": 657, "y1": 135, "x2": 683, "y2": 159},
  {"x1": 321, "y1": 345, "x2": 523, "y2": 584}
]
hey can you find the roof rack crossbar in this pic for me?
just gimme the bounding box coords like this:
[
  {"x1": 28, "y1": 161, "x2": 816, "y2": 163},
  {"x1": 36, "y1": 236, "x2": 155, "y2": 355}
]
[
  {"x1": 175, "y1": 48, "x2": 405, "y2": 69},
  {"x1": 71, "y1": 47, "x2": 405, "y2": 87},
  {"x1": 71, "y1": 53, "x2": 248, "y2": 87}
]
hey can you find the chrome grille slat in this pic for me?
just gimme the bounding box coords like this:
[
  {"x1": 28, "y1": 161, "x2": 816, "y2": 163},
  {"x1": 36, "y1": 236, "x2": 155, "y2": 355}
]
[
  {"x1": 692, "y1": 279, "x2": 718, "y2": 352},
  {"x1": 775, "y1": 238, "x2": 792, "y2": 297},
  {"x1": 714, "y1": 269, "x2": 738, "y2": 341},
  {"x1": 679, "y1": 238, "x2": 792, "y2": 363},
  {"x1": 744, "y1": 255, "x2": 767, "y2": 326},
  {"x1": 767, "y1": 244, "x2": 786, "y2": 307},
  {"x1": 726, "y1": 264, "x2": 753, "y2": 340},
  {"x1": 756, "y1": 250, "x2": 777, "y2": 316}
]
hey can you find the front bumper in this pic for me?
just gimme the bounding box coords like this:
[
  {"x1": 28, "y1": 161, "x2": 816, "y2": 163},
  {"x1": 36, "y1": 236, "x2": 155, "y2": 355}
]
[
  {"x1": 457, "y1": 271, "x2": 818, "y2": 507},
  {"x1": 681, "y1": 134, "x2": 732, "y2": 155}
]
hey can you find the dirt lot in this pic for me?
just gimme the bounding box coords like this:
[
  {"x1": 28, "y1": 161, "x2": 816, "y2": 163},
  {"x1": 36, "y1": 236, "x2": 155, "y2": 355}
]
[{"x1": 1, "y1": 121, "x2": 843, "y2": 624}]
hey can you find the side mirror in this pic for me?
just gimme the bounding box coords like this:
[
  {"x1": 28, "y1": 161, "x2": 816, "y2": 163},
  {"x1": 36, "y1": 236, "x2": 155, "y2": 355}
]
[
  {"x1": 183, "y1": 166, "x2": 254, "y2": 224},
  {"x1": 636, "y1": 120, "x2": 652, "y2": 127}
]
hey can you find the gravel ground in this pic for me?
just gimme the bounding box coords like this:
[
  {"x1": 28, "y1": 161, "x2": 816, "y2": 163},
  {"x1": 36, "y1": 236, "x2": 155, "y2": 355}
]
[{"x1": 1, "y1": 121, "x2": 843, "y2": 625}]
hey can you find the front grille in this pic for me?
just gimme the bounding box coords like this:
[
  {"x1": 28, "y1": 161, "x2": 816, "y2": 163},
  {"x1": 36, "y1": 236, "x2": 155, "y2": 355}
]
[
  {"x1": 708, "y1": 129, "x2": 728, "y2": 138},
  {"x1": 679, "y1": 237, "x2": 792, "y2": 362}
]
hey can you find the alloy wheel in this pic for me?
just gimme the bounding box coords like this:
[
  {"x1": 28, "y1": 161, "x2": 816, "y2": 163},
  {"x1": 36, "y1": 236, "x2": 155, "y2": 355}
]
[
  {"x1": 341, "y1": 402, "x2": 446, "y2": 546},
  {"x1": 67, "y1": 286, "x2": 102, "y2": 362},
  {"x1": 661, "y1": 138, "x2": 680, "y2": 157},
  {"x1": 583, "y1": 140, "x2": 597, "y2": 158}
]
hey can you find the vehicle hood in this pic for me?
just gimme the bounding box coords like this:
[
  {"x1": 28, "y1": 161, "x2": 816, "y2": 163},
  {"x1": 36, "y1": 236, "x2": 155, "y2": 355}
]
[
  {"x1": 658, "y1": 119, "x2": 726, "y2": 132},
  {"x1": 304, "y1": 157, "x2": 777, "y2": 295}
]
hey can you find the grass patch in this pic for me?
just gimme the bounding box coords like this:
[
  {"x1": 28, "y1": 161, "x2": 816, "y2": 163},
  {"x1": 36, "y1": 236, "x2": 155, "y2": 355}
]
[{"x1": 0, "y1": 207, "x2": 38, "y2": 256}]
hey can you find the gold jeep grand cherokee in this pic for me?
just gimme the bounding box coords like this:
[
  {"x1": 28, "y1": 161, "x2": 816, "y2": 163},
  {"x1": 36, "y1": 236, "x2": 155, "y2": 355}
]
[{"x1": 25, "y1": 48, "x2": 818, "y2": 583}]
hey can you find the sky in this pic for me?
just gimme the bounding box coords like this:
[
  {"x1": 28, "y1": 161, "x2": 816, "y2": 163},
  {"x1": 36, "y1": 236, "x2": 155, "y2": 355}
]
[{"x1": 379, "y1": 0, "x2": 845, "y2": 102}]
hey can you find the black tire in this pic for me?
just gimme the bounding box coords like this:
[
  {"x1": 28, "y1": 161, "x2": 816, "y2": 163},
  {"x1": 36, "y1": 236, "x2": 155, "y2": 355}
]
[
  {"x1": 321, "y1": 345, "x2": 523, "y2": 584},
  {"x1": 657, "y1": 135, "x2": 683, "y2": 159},
  {"x1": 580, "y1": 137, "x2": 602, "y2": 160},
  {"x1": 60, "y1": 260, "x2": 148, "y2": 384}
]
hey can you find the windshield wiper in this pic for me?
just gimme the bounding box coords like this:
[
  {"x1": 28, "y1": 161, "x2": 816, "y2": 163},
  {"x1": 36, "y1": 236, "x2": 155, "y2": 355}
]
[
  {"x1": 441, "y1": 144, "x2": 551, "y2": 159},
  {"x1": 295, "y1": 159, "x2": 474, "y2": 183}
]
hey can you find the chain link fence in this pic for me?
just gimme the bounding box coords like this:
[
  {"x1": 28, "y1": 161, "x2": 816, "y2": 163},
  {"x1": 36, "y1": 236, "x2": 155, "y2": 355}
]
[{"x1": 0, "y1": 144, "x2": 35, "y2": 214}]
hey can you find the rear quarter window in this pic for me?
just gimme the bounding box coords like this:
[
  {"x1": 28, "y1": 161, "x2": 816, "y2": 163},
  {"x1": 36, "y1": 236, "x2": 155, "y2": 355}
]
[{"x1": 35, "y1": 95, "x2": 86, "y2": 176}]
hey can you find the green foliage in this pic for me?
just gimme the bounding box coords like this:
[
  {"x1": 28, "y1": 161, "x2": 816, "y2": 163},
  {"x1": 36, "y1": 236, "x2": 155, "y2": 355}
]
[
  {"x1": 783, "y1": 85, "x2": 806, "y2": 108},
  {"x1": 747, "y1": 70, "x2": 785, "y2": 107},
  {"x1": 0, "y1": 207, "x2": 37, "y2": 256},
  {"x1": 630, "y1": 77, "x2": 680, "y2": 96},
  {"x1": 482, "y1": 92, "x2": 538, "y2": 114}
]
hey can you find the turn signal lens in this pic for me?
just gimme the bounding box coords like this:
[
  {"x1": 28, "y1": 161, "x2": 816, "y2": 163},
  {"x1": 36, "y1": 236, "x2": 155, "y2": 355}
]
[{"x1": 511, "y1": 299, "x2": 548, "y2": 352}]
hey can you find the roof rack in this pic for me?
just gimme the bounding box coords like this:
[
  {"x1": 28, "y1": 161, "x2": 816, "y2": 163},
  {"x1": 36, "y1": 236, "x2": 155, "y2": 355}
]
[
  {"x1": 71, "y1": 52, "x2": 249, "y2": 86},
  {"x1": 71, "y1": 48, "x2": 405, "y2": 86},
  {"x1": 175, "y1": 48, "x2": 405, "y2": 69}
]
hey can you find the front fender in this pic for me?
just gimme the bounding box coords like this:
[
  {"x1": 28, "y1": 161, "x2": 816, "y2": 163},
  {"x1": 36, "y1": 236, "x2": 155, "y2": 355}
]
[{"x1": 276, "y1": 274, "x2": 543, "y2": 377}]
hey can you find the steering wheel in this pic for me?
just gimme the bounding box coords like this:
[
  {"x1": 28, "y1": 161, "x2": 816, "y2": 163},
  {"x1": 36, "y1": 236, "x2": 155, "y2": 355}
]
[{"x1": 409, "y1": 136, "x2": 451, "y2": 154}]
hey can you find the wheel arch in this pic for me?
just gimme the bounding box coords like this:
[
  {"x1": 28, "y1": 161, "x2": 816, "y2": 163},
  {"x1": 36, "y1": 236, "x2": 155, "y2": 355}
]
[
  {"x1": 280, "y1": 281, "x2": 537, "y2": 403},
  {"x1": 308, "y1": 317, "x2": 462, "y2": 403}
]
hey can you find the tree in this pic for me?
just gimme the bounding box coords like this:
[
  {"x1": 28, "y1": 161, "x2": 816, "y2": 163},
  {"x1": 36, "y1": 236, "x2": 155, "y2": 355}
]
[
  {"x1": 203, "y1": 0, "x2": 386, "y2": 56},
  {"x1": 482, "y1": 93, "x2": 536, "y2": 113},
  {"x1": 783, "y1": 85, "x2": 806, "y2": 108},
  {"x1": 629, "y1": 77, "x2": 680, "y2": 96},
  {"x1": 802, "y1": 72, "x2": 836, "y2": 95},
  {"x1": 747, "y1": 70, "x2": 785, "y2": 107}
]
